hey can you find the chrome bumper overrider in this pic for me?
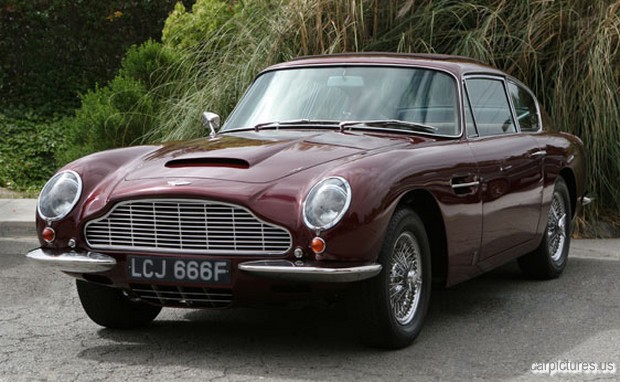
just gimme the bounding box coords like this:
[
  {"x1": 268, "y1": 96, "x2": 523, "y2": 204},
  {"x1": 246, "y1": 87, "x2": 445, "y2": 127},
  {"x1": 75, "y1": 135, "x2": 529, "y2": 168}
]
[
  {"x1": 26, "y1": 248, "x2": 117, "y2": 273},
  {"x1": 238, "y1": 260, "x2": 382, "y2": 283}
]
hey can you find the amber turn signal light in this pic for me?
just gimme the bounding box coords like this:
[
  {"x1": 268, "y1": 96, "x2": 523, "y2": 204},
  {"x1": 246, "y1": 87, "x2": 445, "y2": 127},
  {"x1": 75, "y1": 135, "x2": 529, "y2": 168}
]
[
  {"x1": 311, "y1": 237, "x2": 326, "y2": 254},
  {"x1": 42, "y1": 227, "x2": 56, "y2": 243}
]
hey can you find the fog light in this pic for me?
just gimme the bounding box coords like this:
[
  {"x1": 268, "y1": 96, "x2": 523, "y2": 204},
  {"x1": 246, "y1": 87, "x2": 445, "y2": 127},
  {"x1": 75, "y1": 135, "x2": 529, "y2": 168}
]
[
  {"x1": 42, "y1": 227, "x2": 56, "y2": 243},
  {"x1": 311, "y1": 237, "x2": 326, "y2": 254}
]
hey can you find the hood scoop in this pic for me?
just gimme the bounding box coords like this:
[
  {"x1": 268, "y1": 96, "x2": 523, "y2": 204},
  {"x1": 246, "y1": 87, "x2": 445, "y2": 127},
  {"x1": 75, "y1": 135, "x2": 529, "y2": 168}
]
[{"x1": 165, "y1": 157, "x2": 250, "y2": 169}]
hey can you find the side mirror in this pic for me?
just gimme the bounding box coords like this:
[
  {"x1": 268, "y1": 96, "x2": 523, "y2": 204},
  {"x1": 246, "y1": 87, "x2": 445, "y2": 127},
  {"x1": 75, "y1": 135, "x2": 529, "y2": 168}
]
[{"x1": 202, "y1": 112, "x2": 220, "y2": 138}]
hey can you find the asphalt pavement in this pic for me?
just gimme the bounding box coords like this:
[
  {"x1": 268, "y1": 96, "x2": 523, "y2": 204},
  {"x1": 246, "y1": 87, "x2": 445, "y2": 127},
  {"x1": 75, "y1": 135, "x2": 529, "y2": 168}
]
[
  {"x1": 0, "y1": 199, "x2": 39, "y2": 254},
  {"x1": 0, "y1": 199, "x2": 37, "y2": 237}
]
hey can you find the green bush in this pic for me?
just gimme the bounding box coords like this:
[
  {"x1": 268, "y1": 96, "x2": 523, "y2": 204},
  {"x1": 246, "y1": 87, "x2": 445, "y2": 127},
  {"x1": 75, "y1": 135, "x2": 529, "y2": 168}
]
[
  {"x1": 0, "y1": 1, "x2": 189, "y2": 192},
  {"x1": 57, "y1": 40, "x2": 182, "y2": 164},
  {"x1": 162, "y1": 0, "x2": 236, "y2": 50},
  {"x1": 119, "y1": 39, "x2": 183, "y2": 91},
  {"x1": 0, "y1": 114, "x2": 65, "y2": 191},
  {"x1": 153, "y1": 0, "x2": 282, "y2": 141},
  {"x1": 77, "y1": 78, "x2": 152, "y2": 149},
  {"x1": 0, "y1": 0, "x2": 189, "y2": 114}
]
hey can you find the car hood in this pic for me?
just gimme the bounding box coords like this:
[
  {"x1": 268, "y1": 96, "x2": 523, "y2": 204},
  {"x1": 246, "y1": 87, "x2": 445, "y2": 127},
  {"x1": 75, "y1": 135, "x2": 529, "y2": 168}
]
[{"x1": 125, "y1": 130, "x2": 411, "y2": 183}]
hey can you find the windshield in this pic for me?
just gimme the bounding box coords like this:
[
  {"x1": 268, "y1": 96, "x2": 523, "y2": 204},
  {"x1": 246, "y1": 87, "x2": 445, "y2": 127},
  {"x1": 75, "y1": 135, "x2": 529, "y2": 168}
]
[{"x1": 222, "y1": 66, "x2": 459, "y2": 136}]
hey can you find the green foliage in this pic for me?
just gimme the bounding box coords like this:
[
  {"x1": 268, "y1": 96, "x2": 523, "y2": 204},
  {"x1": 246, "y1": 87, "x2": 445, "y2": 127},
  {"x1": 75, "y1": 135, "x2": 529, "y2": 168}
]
[
  {"x1": 0, "y1": 0, "x2": 187, "y2": 114},
  {"x1": 0, "y1": 114, "x2": 66, "y2": 191},
  {"x1": 153, "y1": 0, "x2": 288, "y2": 141},
  {"x1": 74, "y1": 78, "x2": 152, "y2": 151},
  {"x1": 162, "y1": 0, "x2": 236, "y2": 50},
  {"x1": 119, "y1": 39, "x2": 183, "y2": 90},
  {"x1": 58, "y1": 40, "x2": 182, "y2": 164}
]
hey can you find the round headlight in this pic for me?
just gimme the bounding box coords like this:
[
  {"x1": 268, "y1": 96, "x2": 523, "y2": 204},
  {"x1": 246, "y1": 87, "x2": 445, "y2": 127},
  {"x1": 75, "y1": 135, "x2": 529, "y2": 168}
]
[
  {"x1": 303, "y1": 177, "x2": 352, "y2": 230},
  {"x1": 38, "y1": 170, "x2": 83, "y2": 221}
]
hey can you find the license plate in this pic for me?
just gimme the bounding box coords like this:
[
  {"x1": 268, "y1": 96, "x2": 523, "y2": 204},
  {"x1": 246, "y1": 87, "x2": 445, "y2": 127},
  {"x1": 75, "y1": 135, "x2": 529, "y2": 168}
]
[{"x1": 128, "y1": 256, "x2": 231, "y2": 285}]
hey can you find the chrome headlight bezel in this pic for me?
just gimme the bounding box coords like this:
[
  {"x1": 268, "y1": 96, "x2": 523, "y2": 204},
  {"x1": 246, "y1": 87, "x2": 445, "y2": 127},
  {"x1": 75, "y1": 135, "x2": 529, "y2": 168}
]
[
  {"x1": 302, "y1": 176, "x2": 352, "y2": 231},
  {"x1": 37, "y1": 170, "x2": 83, "y2": 221}
]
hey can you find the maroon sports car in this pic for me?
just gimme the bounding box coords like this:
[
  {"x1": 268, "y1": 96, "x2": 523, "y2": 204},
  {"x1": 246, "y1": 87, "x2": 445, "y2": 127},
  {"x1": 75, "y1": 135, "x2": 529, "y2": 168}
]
[{"x1": 27, "y1": 53, "x2": 587, "y2": 349}]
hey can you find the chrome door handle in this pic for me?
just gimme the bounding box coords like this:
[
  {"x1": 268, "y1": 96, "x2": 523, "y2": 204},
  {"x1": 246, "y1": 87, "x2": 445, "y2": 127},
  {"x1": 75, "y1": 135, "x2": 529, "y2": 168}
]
[
  {"x1": 451, "y1": 181, "x2": 480, "y2": 189},
  {"x1": 451, "y1": 175, "x2": 480, "y2": 196},
  {"x1": 528, "y1": 150, "x2": 547, "y2": 159}
]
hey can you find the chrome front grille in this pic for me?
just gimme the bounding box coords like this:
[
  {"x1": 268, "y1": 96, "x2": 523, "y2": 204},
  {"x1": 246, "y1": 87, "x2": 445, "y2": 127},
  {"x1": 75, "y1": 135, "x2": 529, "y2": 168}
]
[
  {"x1": 129, "y1": 284, "x2": 232, "y2": 308},
  {"x1": 84, "y1": 199, "x2": 292, "y2": 255}
]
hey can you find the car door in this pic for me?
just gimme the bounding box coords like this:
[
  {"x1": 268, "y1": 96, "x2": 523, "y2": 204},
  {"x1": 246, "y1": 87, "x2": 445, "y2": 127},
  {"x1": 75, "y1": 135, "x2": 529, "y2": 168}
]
[{"x1": 464, "y1": 76, "x2": 543, "y2": 260}]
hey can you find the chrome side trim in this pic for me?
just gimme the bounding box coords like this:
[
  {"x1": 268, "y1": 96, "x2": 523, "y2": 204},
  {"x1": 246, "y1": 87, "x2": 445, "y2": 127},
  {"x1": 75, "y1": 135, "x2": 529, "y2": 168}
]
[
  {"x1": 238, "y1": 260, "x2": 382, "y2": 283},
  {"x1": 581, "y1": 196, "x2": 593, "y2": 206},
  {"x1": 26, "y1": 248, "x2": 116, "y2": 273}
]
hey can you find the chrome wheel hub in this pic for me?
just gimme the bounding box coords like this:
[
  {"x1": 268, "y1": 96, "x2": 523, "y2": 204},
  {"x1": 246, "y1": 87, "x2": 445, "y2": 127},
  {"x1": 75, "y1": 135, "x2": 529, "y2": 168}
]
[
  {"x1": 547, "y1": 190, "x2": 567, "y2": 262},
  {"x1": 389, "y1": 232, "x2": 422, "y2": 325}
]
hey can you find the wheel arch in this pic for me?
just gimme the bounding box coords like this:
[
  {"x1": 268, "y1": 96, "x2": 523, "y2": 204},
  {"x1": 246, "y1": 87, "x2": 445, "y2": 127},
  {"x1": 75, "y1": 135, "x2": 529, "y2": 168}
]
[
  {"x1": 559, "y1": 168, "x2": 577, "y2": 218},
  {"x1": 397, "y1": 189, "x2": 448, "y2": 287}
]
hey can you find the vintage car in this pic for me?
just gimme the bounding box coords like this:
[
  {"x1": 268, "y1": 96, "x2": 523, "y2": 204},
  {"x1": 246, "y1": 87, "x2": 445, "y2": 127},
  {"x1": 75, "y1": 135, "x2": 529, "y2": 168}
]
[{"x1": 27, "y1": 53, "x2": 587, "y2": 349}]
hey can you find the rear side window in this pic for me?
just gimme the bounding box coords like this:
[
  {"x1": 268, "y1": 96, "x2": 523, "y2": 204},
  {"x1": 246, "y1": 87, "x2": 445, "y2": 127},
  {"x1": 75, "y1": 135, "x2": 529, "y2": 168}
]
[
  {"x1": 508, "y1": 81, "x2": 540, "y2": 132},
  {"x1": 465, "y1": 78, "x2": 516, "y2": 136}
]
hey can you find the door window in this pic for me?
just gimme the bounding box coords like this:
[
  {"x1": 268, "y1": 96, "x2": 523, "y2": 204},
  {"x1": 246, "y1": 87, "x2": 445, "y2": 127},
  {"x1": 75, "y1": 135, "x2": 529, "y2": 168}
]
[{"x1": 465, "y1": 78, "x2": 516, "y2": 136}]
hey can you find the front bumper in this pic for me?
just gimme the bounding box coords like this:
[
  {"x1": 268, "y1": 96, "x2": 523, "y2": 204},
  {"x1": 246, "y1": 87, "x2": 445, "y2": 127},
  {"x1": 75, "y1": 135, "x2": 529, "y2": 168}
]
[
  {"x1": 26, "y1": 248, "x2": 117, "y2": 273},
  {"x1": 26, "y1": 249, "x2": 381, "y2": 283}
]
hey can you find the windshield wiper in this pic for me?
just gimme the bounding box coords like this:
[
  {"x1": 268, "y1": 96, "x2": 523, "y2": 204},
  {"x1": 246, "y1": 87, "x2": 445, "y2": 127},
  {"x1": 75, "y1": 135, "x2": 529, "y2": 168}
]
[
  {"x1": 252, "y1": 119, "x2": 340, "y2": 131},
  {"x1": 339, "y1": 120, "x2": 438, "y2": 133}
]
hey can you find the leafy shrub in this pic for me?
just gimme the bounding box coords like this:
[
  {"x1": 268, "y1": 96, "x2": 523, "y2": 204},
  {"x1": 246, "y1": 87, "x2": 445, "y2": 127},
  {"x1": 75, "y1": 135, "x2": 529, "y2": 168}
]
[
  {"x1": 57, "y1": 40, "x2": 182, "y2": 164},
  {"x1": 0, "y1": 0, "x2": 189, "y2": 114},
  {"x1": 119, "y1": 39, "x2": 183, "y2": 91},
  {"x1": 0, "y1": 114, "x2": 65, "y2": 191},
  {"x1": 77, "y1": 78, "x2": 152, "y2": 149},
  {"x1": 162, "y1": 0, "x2": 236, "y2": 50},
  {"x1": 0, "y1": 2, "x2": 189, "y2": 192}
]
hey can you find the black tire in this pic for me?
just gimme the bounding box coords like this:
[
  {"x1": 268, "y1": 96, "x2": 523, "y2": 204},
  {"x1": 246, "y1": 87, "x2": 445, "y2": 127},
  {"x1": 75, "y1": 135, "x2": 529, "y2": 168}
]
[
  {"x1": 518, "y1": 177, "x2": 572, "y2": 279},
  {"x1": 76, "y1": 280, "x2": 161, "y2": 329},
  {"x1": 352, "y1": 208, "x2": 432, "y2": 349}
]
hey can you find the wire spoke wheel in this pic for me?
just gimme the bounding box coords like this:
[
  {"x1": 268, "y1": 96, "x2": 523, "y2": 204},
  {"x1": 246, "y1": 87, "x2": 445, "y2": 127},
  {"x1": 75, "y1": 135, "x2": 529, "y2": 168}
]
[
  {"x1": 389, "y1": 232, "x2": 422, "y2": 325},
  {"x1": 517, "y1": 177, "x2": 571, "y2": 279},
  {"x1": 352, "y1": 208, "x2": 431, "y2": 349},
  {"x1": 547, "y1": 190, "x2": 567, "y2": 262}
]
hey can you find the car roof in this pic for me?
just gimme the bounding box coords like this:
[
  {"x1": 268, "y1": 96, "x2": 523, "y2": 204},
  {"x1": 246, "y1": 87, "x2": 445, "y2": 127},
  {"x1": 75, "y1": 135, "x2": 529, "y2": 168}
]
[{"x1": 263, "y1": 52, "x2": 506, "y2": 78}]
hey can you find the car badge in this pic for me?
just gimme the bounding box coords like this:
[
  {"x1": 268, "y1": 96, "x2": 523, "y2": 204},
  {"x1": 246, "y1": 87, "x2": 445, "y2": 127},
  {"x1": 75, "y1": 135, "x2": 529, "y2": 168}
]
[{"x1": 167, "y1": 180, "x2": 192, "y2": 187}]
